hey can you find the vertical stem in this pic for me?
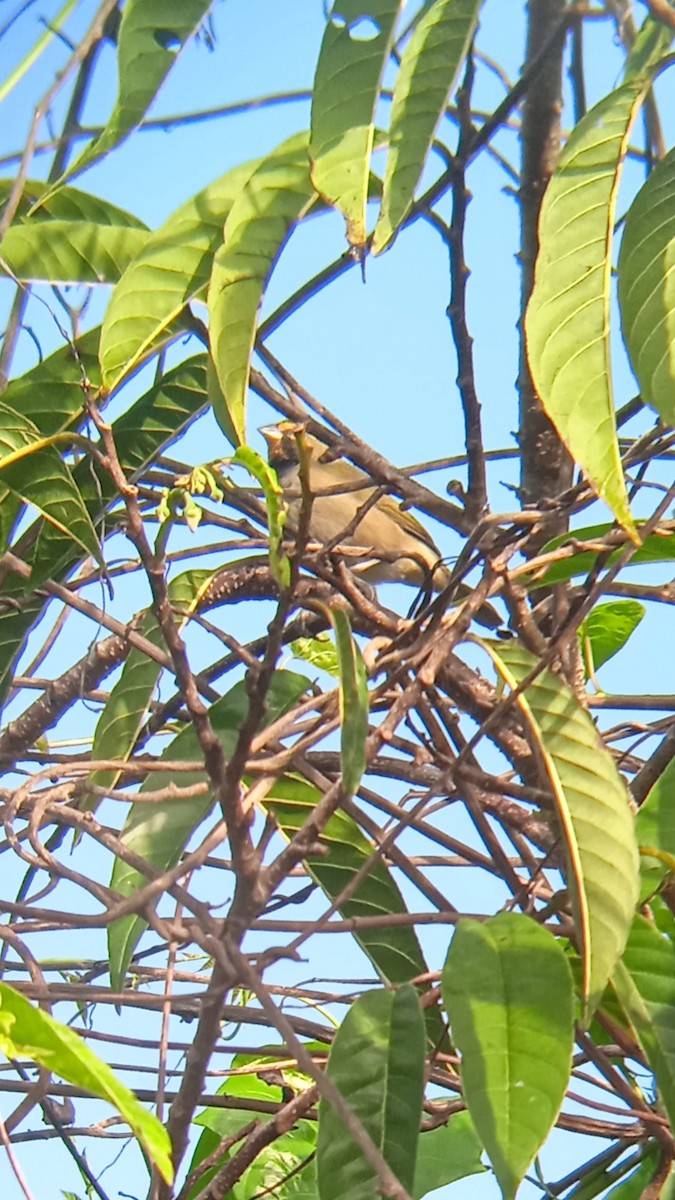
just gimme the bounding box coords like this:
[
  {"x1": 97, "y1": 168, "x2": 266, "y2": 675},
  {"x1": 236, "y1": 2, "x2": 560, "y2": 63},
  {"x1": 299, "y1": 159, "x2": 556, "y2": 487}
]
[{"x1": 518, "y1": 0, "x2": 573, "y2": 537}]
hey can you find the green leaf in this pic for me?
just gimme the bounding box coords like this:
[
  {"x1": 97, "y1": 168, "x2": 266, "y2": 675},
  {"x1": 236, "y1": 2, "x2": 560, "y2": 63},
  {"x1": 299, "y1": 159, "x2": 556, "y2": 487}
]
[
  {"x1": 208, "y1": 132, "x2": 319, "y2": 444},
  {"x1": 317, "y1": 985, "x2": 425, "y2": 1200},
  {"x1": 524, "y1": 26, "x2": 672, "y2": 536},
  {"x1": 230, "y1": 446, "x2": 290, "y2": 587},
  {"x1": 527, "y1": 522, "x2": 675, "y2": 588},
  {"x1": 326, "y1": 608, "x2": 369, "y2": 796},
  {"x1": 61, "y1": 0, "x2": 215, "y2": 185},
  {"x1": 635, "y1": 758, "x2": 675, "y2": 899},
  {"x1": 188, "y1": 1056, "x2": 321, "y2": 1200},
  {"x1": 442, "y1": 913, "x2": 573, "y2": 1200},
  {"x1": 0, "y1": 220, "x2": 149, "y2": 285},
  {"x1": 100, "y1": 160, "x2": 260, "y2": 394},
  {"x1": 88, "y1": 568, "x2": 221, "y2": 813},
  {"x1": 487, "y1": 640, "x2": 639, "y2": 1020},
  {"x1": 602, "y1": 1146, "x2": 662, "y2": 1200},
  {"x1": 413, "y1": 1111, "x2": 485, "y2": 1198},
  {"x1": 0, "y1": 356, "x2": 210, "y2": 715},
  {"x1": 0, "y1": 178, "x2": 147, "y2": 227},
  {"x1": 3, "y1": 328, "x2": 102, "y2": 436},
  {"x1": 310, "y1": 0, "x2": 404, "y2": 248},
  {"x1": 0, "y1": 402, "x2": 101, "y2": 563},
  {"x1": 267, "y1": 776, "x2": 432, "y2": 992},
  {"x1": 614, "y1": 915, "x2": 675, "y2": 1132},
  {"x1": 0, "y1": 982, "x2": 172, "y2": 1184},
  {"x1": 373, "y1": 0, "x2": 481, "y2": 253},
  {"x1": 579, "y1": 599, "x2": 645, "y2": 675},
  {"x1": 618, "y1": 143, "x2": 675, "y2": 425},
  {"x1": 107, "y1": 672, "x2": 310, "y2": 990},
  {"x1": 636, "y1": 759, "x2": 675, "y2": 857},
  {"x1": 291, "y1": 634, "x2": 340, "y2": 677}
]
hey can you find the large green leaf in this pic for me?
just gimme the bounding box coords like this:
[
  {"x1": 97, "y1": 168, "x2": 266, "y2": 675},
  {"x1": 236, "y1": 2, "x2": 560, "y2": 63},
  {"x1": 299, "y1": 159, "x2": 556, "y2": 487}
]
[
  {"x1": 614, "y1": 915, "x2": 675, "y2": 1132},
  {"x1": 0, "y1": 402, "x2": 101, "y2": 563},
  {"x1": 373, "y1": 0, "x2": 481, "y2": 253},
  {"x1": 208, "y1": 132, "x2": 319, "y2": 444},
  {"x1": 618, "y1": 144, "x2": 675, "y2": 425},
  {"x1": 61, "y1": 0, "x2": 215, "y2": 184},
  {"x1": 317, "y1": 985, "x2": 425, "y2": 1200},
  {"x1": 524, "y1": 21, "x2": 672, "y2": 536},
  {"x1": 0, "y1": 982, "x2": 172, "y2": 1184},
  {"x1": 487, "y1": 640, "x2": 639, "y2": 1019},
  {"x1": 107, "y1": 672, "x2": 310, "y2": 990},
  {"x1": 0, "y1": 218, "x2": 148, "y2": 285},
  {"x1": 0, "y1": 178, "x2": 147, "y2": 228},
  {"x1": 310, "y1": 0, "x2": 404, "y2": 248},
  {"x1": 442, "y1": 913, "x2": 573, "y2": 1200},
  {"x1": 579, "y1": 599, "x2": 645, "y2": 676},
  {"x1": 100, "y1": 160, "x2": 260, "y2": 394}
]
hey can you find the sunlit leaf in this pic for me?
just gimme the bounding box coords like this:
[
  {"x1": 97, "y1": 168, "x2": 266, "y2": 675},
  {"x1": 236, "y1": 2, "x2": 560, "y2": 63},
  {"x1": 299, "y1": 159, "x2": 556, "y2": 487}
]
[
  {"x1": 310, "y1": 0, "x2": 404, "y2": 248},
  {"x1": 579, "y1": 599, "x2": 645, "y2": 675},
  {"x1": 58, "y1": 0, "x2": 215, "y2": 186},
  {"x1": 317, "y1": 985, "x2": 425, "y2": 1200},
  {"x1": 0, "y1": 402, "x2": 101, "y2": 563},
  {"x1": 100, "y1": 160, "x2": 260, "y2": 394},
  {"x1": 208, "y1": 132, "x2": 319, "y2": 444},
  {"x1": 0, "y1": 218, "x2": 148, "y2": 284},
  {"x1": 0, "y1": 982, "x2": 172, "y2": 1183},
  {"x1": 442, "y1": 913, "x2": 573, "y2": 1200},
  {"x1": 373, "y1": 0, "x2": 481, "y2": 253},
  {"x1": 486, "y1": 640, "x2": 639, "y2": 1019},
  {"x1": 618, "y1": 143, "x2": 675, "y2": 425},
  {"x1": 3, "y1": 328, "x2": 102, "y2": 436},
  {"x1": 524, "y1": 22, "x2": 672, "y2": 536}
]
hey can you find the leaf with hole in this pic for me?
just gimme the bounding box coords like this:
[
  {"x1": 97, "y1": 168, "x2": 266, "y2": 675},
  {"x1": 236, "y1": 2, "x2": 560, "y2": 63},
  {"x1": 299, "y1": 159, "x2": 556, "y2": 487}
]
[
  {"x1": 310, "y1": 0, "x2": 405, "y2": 248},
  {"x1": 55, "y1": 0, "x2": 215, "y2": 187}
]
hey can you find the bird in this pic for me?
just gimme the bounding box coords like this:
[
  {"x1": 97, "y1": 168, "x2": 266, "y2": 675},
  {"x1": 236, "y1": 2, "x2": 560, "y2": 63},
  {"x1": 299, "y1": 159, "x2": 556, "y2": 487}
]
[{"x1": 260, "y1": 421, "x2": 451, "y2": 590}]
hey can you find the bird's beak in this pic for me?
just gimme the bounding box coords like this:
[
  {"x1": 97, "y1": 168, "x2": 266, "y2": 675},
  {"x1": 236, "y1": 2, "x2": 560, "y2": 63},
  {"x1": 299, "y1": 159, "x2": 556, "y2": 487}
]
[{"x1": 259, "y1": 425, "x2": 281, "y2": 448}]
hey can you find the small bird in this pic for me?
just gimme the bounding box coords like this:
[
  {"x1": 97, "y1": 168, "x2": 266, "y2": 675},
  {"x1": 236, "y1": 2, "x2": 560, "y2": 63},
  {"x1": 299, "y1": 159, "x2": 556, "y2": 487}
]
[{"x1": 260, "y1": 421, "x2": 450, "y2": 590}]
